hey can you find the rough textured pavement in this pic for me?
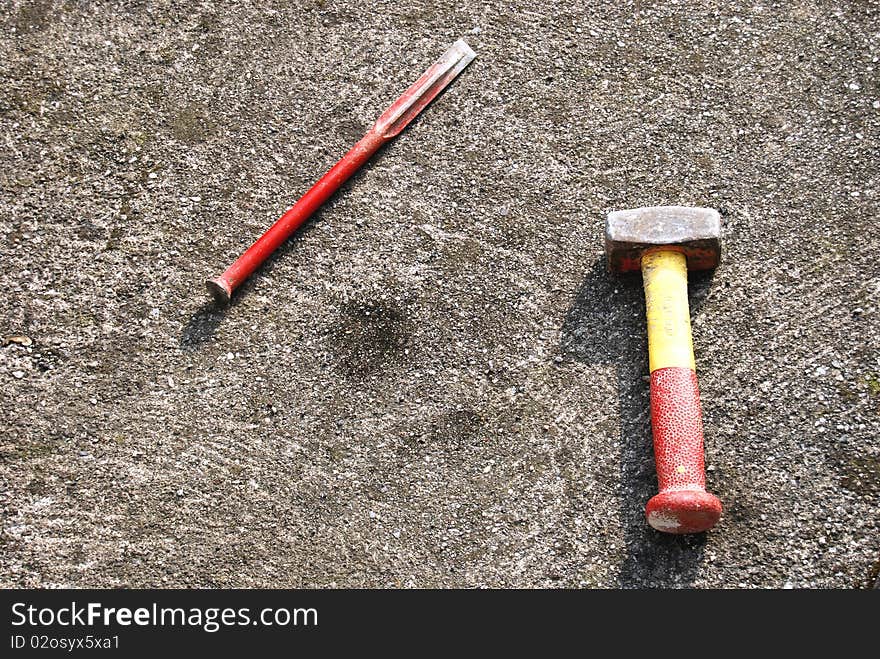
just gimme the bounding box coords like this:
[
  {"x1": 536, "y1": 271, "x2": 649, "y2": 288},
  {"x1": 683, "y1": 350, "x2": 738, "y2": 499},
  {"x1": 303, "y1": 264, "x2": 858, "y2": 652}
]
[{"x1": 1, "y1": 1, "x2": 878, "y2": 588}]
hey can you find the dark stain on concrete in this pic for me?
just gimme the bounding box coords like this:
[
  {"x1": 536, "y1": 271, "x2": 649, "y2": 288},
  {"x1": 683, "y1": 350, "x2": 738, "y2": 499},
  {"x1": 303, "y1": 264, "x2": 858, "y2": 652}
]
[
  {"x1": 329, "y1": 299, "x2": 411, "y2": 377},
  {"x1": 171, "y1": 103, "x2": 214, "y2": 144}
]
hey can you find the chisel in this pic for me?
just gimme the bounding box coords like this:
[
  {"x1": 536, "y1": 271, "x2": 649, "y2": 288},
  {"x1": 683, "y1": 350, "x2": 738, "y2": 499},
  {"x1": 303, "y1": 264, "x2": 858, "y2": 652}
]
[{"x1": 207, "y1": 39, "x2": 477, "y2": 304}]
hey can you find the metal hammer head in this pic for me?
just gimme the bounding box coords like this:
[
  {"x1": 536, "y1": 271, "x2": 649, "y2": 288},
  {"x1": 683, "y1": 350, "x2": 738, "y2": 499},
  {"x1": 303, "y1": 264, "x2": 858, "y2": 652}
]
[{"x1": 605, "y1": 206, "x2": 721, "y2": 273}]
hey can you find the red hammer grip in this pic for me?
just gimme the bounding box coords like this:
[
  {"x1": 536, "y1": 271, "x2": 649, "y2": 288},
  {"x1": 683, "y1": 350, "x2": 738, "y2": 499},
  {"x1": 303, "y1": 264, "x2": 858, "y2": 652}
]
[{"x1": 646, "y1": 366, "x2": 721, "y2": 533}]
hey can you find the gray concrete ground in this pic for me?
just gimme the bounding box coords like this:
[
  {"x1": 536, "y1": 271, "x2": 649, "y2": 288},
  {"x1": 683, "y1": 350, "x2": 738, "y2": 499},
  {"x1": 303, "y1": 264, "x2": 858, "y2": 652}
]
[{"x1": 1, "y1": 0, "x2": 878, "y2": 588}]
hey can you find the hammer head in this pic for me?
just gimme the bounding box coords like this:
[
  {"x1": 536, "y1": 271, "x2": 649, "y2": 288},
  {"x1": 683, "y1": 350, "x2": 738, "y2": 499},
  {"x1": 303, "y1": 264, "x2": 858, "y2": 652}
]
[{"x1": 605, "y1": 206, "x2": 721, "y2": 273}]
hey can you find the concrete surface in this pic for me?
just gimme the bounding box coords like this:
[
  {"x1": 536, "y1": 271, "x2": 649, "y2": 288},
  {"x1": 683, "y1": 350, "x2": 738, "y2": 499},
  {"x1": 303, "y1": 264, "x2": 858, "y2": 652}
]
[{"x1": 1, "y1": 0, "x2": 878, "y2": 588}]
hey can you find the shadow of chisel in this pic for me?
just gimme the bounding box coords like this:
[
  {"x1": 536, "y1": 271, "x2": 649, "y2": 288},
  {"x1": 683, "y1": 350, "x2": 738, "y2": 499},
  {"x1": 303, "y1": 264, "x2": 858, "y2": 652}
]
[
  {"x1": 560, "y1": 257, "x2": 715, "y2": 588},
  {"x1": 180, "y1": 301, "x2": 226, "y2": 351}
]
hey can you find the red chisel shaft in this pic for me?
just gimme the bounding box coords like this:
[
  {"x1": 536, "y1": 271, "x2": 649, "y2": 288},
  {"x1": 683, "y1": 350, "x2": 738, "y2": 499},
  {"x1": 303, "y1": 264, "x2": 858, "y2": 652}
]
[{"x1": 207, "y1": 39, "x2": 476, "y2": 304}]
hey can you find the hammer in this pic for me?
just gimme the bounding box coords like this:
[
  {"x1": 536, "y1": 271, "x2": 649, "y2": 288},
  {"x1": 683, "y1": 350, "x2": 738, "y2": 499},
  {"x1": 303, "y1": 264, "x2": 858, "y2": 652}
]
[{"x1": 605, "y1": 206, "x2": 722, "y2": 534}]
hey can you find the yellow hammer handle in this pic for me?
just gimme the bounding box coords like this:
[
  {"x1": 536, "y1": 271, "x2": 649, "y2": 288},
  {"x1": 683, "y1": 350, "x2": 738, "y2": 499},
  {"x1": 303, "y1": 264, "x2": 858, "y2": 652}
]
[{"x1": 642, "y1": 250, "x2": 696, "y2": 372}]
